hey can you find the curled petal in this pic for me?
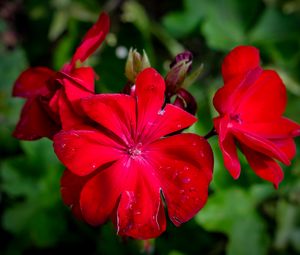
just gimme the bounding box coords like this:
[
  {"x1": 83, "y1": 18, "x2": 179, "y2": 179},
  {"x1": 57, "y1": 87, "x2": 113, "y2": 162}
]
[
  {"x1": 232, "y1": 127, "x2": 290, "y2": 165},
  {"x1": 68, "y1": 12, "x2": 110, "y2": 70},
  {"x1": 241, "y1": 145, "x2": 284, "y2": 188},
  {"x1": 13, "y1": 67, "x2": 55, "y2": 98},
  {"x1": 271, "y1": 138, "x2": 296, "y2": 161},
  {"x1": 238, "y1": 117, "x2": 300, "y2": 139},
  {"x1": 13, "y1": 97, "x2": 60, "y2": 140}
]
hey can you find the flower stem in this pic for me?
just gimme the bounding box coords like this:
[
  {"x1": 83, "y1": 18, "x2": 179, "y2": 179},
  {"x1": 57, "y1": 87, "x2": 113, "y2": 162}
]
[{"x1": 204, "y1": 128, "x2": 217, "y2": 139}]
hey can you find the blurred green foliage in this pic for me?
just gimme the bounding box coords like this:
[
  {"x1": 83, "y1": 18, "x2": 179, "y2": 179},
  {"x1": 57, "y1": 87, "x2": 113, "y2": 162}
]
[{"x1": 1, "y1": 0, "x2": 300, "y2": 254}]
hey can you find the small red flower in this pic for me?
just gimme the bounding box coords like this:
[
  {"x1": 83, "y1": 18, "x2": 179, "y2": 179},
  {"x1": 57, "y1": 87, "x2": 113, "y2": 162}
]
[
  {"x1": 213, "y1": 46, "x2": 300, "y2": 188},
  {"x1": 54, "y1": 68, "x2": 213, "y2": 239},
  {"x1": 13, "y1": 13, "x2": 110, "y2": 140}
]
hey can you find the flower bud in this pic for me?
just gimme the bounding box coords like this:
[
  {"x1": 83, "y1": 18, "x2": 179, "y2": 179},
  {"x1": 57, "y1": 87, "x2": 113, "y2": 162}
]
[
  {"x1": 125, "y1": 48, "x2": 151, "y2": 83},
  {"x1": 165, "y1": 51, "x2": 193, "y2": 96}
]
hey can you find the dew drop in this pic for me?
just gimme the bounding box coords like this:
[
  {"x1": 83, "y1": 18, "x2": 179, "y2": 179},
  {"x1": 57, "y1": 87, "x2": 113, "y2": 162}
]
[
  {"x1": 61, "y1": 144, "x2": 66, "y2": 148},
  {"x1": 189, "y1": 187, "x2": 196, "y2": 192},
  {"x1": 182, "y1": 177, "x2": 191, "y2": 184},
  {"x1": 180, "y1": 189, "x2": 185, "y2": 194},
  {"x1": 92, "y1": 164, "x2": 96, "y2": 169},
  {"x1": 192, "y1": 142, "x2": 197, "y2": 146},
  {"x1": 172, "y1": 171, "x2": 179, "y2": 180},
  {"x1": 184, "y1": 166, "x2": 190, "y2": 171},
  {"x1": 158, "y1": 109, "x2": 165, "y2": 116},
  {"x1": 135, "y1": 211, "x2": 141, "y2": 215},
  {"x1": 177, "y1": 124, "x2": 182, "y2": 128}
]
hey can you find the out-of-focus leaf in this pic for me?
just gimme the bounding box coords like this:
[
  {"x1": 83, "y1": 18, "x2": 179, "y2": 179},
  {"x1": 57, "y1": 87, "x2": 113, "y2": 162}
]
[
  {"x1": 0, "y1": 158, "x2": 35, "y2": 196},
  {"x1": 2, "y1": 202, "x2": 36, "y2": 234},
  {"x1": 200, "y1": 0, "x2": 246, "y2": 51},
  {"x1": 1, "y1": 138, "x2": 65, "y2": 249},
  {"x1": 228, "y1": 216, "x2": 269, "y2": 255},
  {"x1": 122, "y1": 1, "x2": 151, "y2": 39},
  {"x1": 48, "y1": 11, "x2": 69, "y2": 41},
  {"x1": 250, "y1": 8, "x2": 300, "y2": 44},
  {"x1": 274, "y1": 200, "x2": 300, "y2": 251},
  {"x1": 163, "y1": 12, "x2": 200, "y2": 38},
  {"x1": 196, "y1": 187, "x2": 270, "y2": 255},
  {"x1": 0, "y1": 46, "x2": 27, "y2": 156}
]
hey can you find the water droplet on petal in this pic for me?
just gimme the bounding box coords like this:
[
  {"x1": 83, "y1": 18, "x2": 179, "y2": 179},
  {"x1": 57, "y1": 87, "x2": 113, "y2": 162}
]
[
  {"x1": 184, "y1": 166, "x2": 190, "y2": 171},
  {"x1": 172, "y1": 171, "x2": 179, "y2": 180},
  {"x1": 177, "y1": 124, "x2": 182, "y2": 128},
  {"x1": 189, "y1": 187, "x2": 196, "y2": 192},
  {"x1": 158, "y1": 109, "x2": 165, "y2": 116},
  {"x1": 182, "y1": 177, "x2": 191, "y2": 184},
  {"x1": 92, "y1": 164, "x2": 96, "y2": 169},
  {"x1": 192, "y1": 142, "x2": 197, "y2": 146},
  {"x1": 61, "y1": 144, "x2": 66, "y2": 148}
]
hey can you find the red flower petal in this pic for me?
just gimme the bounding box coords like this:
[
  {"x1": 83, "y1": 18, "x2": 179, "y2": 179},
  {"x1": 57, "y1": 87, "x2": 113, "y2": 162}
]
[
  {"x1": 271, "y1": 138, "x2": 296, "y2": 161},
  {"x1": 147, "y1": 133, "x2": 213, "y2": 226},
  {"x1": 214, "y1": 116, "x2": 241, "y2": 178},
  {"x1": 214, "y1": 67, "x2": 263, "y2": 115},
  {"x1": 139, "y1": 104, "x2": 197, "y2": 144},
  {"x1": 81, "y1": 94, "x2": 136, "y2": 145},
  {"x1": 69, "y1": 12, "x2": 110, "y2": 69},
  {"x1": 58, "y1": 91, "x2": 90, "y2": 130},
  {"x1": 241, "y1": 145, "x2": 284, "y2": 188},
  {"x1": 13, "y1": 97, "x2": 60, "y2": 140},
  {"x1": 116, "y1": 160, "x2": 166, "y2": 239},
  {"x1": 61, "y1": 67, "x2": 95, "y2": 93},
  {"x1": 232, "y1": 127, "x2": 290, "y2": 165},
  {"x1": 135, "y1": 68, "x2": 166, "y2": 135},
  {"x1": 13, "y1": 67, "x2": 55, "y2": 98},
  {"x1": 79, "y1": 159, "x2": 127, "y2": 226},
  {"x1": 237, "y1": 70, "x2": 287, "y2": 122},
  {"x1": 61, "y1": 78, "x2": 93, "y2": 115},
  {"x1": 61, "y1": 169, "x2": 89, "y2": 220},
  {"x1": 241, "y1": 117, "x2": 300, "y2": 139},
  {"x1": 219, "y1": 134, "x2": 241, "y2": 179},
  {"x1": 53, "y1": 130, "x2": 123, "y2": 176},
  {"x1": 222, "y1": 46, "x2": 260, "y2": 83}
]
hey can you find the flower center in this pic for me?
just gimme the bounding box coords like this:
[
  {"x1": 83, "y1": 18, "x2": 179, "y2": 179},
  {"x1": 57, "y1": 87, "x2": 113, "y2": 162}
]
[
  {"x1": 127, "y1": 143, "x2": 143, "y2": 158},
  {"x1": 230, "y1": 114, "x2": 242, "y2": 124}
]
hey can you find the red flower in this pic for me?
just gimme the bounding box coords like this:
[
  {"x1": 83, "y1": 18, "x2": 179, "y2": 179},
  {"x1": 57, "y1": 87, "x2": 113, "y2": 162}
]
[
  {"x1": 13, "y1": 13, "x2": 110, "y2": 140},
  {"x1": 213, "y1": 46, "x2": 300, "y2": 188},
  {"x1": 54, "y1": 68, "x2": 213, "y2": 239}
]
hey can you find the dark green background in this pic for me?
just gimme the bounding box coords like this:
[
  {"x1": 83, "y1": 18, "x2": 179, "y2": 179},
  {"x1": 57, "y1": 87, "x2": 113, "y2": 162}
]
[{"x1": 1, "y1": 0, "x2": 300, "y2": 254}]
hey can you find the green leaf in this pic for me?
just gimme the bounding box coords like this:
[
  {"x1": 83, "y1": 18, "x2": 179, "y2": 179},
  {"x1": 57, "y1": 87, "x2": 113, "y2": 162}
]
[
  {"x1": 250, "y1": 8, "x2": 300, "y2": 44},
  {"x1": 200, "y1": 0, "x2": 246, "y2": 51},
  {"x1": 196, "y1": 187, "x2": 270, "y2": 255},
  {"x1": 48, "y1": 11, "x2": 69, "y2": 41},
  {"x1": 228, "y1": 216, "x2": 269, "y2": 255}
]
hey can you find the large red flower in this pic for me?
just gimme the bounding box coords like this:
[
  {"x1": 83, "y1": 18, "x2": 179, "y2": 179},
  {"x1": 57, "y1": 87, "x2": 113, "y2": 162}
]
[
  {"x1": 13, "y1": 12, "x2": 110, "y2": 140},
  {"x1": 54, "y1": 68, "x2": 213, "y2": 239},
  {"x1": 213, "y1": 46, "x2": 300, "y2": 188}
]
